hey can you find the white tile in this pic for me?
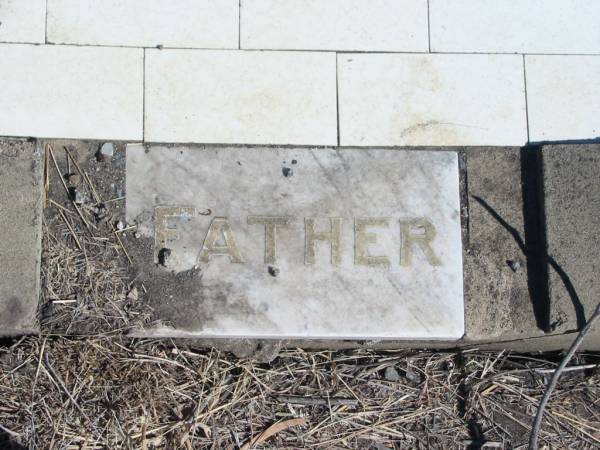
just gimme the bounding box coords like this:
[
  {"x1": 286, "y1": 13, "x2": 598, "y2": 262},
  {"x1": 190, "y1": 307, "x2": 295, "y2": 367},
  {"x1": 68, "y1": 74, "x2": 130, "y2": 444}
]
[
  {"x1": 144, "y1": 50, "x2": 337, "y2": 145},
  {"x1": 338, "y1": 53, "x2": 527, "y2": 147},
  {"x1": 47, "y1": 0, "x2": 238, "y2": 48},
  {"x1": 526, "y1": 55, "x2": 600, "y2": 142},
  {"x1": 0, "y1": 0, "x2": 46, "y2": 43},
  {"x1": 241, "y1": 0, "x2": 428, "y2": 52},
  {"x1": 0, "y1": 44, "x2": 143, "y2": 140},
  {"x1": 127, "y1": 145, "x2": 464, "y2": 339},
  {"x1": 430, "y1": 0, "x2": 600, "y2": 54}
]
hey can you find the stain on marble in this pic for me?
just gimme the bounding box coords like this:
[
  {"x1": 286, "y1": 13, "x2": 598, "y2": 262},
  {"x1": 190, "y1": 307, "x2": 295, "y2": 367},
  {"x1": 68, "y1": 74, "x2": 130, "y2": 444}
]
[{"x1": 126, "y1": 145, "x2": 464, "y2": 339}]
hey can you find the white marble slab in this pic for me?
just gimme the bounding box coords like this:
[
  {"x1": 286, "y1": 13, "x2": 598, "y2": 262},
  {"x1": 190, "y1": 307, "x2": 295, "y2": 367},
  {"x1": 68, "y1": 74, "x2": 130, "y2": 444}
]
[
  {"x1": 47, "y1": 0, "x2": 238, "y2": 49},
  {"x1": 144, "y1": 50, "x2": 337, "y2": 145},
  {"x1": 337, "y1": 53, "x2": 527, "y2": 146},
  {"x1": 126, "y1": 145, "x2": 464, "y2": 339},
  {"x1": 0, "y1": 0, "x2": 46, "y2": 43},
  {"x1": 430, "y1": 0, "x2": 600, "y2": 54},
  {"x1": 526, "y1": 55, "x2": 600, "y2": 142},
  {"x1": 241, "y1": 0, "x2": 428, "y2": 52},
  {"x1": 0, "y1": 44, "x2": 143, "y2": 140}
]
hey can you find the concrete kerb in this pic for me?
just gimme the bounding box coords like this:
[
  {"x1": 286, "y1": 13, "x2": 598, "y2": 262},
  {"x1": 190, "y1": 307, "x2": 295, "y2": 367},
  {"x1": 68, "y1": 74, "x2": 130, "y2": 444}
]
[{"x1": 1, "y1": 138, "x2": 599, "y2": 353}]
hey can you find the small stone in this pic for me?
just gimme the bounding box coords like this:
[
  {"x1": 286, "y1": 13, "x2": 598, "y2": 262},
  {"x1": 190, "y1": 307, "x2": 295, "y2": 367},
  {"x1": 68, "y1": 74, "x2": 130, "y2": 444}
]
[
  {"x1": 158, "y1": 248, "x2": 172, "y2": 267},
  {"x1": 508, "y1": 260, "x2": 522, "y2": 273},
  {"x1": 282, "y1": 167, "x2": 293, "y2": 177},
  {"x1": 73, "y1": 189, "x2": 87, "y2": 205},
  {"x1": 134, "y1": 231, "x2": 141, "y2": 239},
  {"x1": 291, "y1": 159, "x2": 298, "y2": 165},
  {"x1": 115, "y1": 220, "x2": 125, "y2": 231},
  {"x1": 67, "y1": 173, "x2": 81, "y2": 187},
  {"x1": 405, "y1": 368, "x2": 421, "y2": 384},
  {"x1": 97, "y1": 143, "x2": 114, "y2": 161},
  {"x1": 268, "y1": 266, "x2": 280, "y2": 277},
  {"x1": 384, "y1": 366, "x2": 401, "y2": 382},
  {"x1": 94, "y1": 203, "x2": 109, "y2": 222}
]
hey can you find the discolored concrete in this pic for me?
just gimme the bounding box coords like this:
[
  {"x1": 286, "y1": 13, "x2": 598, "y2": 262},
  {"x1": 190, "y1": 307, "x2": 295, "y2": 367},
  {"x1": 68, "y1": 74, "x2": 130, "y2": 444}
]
[
  {"x1": 3, "y1": 137, "x2": 600, "y2": 353},
  {"x1": 461, "y1": 147, "x2": 544, "y2": 341},
  {"x1": 0, "y1": 139, "x2": 43, "y2": 335},
  {"x1": 542, "y1": 144, "x2": 600, "y2": 342}
]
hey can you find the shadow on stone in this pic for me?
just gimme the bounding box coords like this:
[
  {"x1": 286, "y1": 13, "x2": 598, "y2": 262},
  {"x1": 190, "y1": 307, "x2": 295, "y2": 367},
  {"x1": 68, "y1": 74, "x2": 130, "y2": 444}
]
[
  {"x1": 471, "y1": 145, "x2": 586, "y2": 333},
  {"x1": 520, "y1": 145, "x2": 586, "y2": 331},
  {"x1": 471, "y1": 195, "x2": 549, "y2": 332},
  {"x1": 519, "y1": 144, "x2": 551, "y2": 332},
  {"x1": 528, "y1": 137, "x2": 600, "y2": 146}
]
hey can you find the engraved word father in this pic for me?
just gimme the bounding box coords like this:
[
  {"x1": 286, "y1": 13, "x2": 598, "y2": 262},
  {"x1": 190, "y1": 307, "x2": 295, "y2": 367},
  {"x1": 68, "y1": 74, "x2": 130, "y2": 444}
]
[{"x1": 155, "y1": 206, "x2": 442, "y2": 267}]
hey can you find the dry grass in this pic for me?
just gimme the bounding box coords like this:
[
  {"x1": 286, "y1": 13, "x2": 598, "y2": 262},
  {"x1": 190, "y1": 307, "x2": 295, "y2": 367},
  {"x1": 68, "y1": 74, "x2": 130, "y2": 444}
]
[
  {"x1": 39, "y1": 142, "x2": 151, "y2": 335},
  {"x1": 40, "y1": 216, "x2": 151, "y2": 335},
  {"x1": 1, "y1": 339, "x2": 599, "y2": 449}
]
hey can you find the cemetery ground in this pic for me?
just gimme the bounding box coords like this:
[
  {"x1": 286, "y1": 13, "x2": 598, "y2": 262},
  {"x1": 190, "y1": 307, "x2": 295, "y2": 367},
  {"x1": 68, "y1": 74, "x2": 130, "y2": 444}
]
[
  {"x1": 1, "y1": 337, "x2": 599, "y2": 449},
  {"x1": 0, "y1": 141, "x2": 599, "y2": 449}
]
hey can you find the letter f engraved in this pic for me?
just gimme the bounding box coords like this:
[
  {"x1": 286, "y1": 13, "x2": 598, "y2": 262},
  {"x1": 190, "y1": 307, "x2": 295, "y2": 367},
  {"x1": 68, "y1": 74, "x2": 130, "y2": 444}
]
[{"x1": 154, "y1": 206, "x2": 196, "y2": 263}]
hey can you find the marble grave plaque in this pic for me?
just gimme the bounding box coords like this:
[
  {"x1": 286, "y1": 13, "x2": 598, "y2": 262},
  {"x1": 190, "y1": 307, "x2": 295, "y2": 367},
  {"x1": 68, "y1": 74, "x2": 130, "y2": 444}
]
[{"x1": 126, "y1": 145, "x2": 464, "y2": 339}]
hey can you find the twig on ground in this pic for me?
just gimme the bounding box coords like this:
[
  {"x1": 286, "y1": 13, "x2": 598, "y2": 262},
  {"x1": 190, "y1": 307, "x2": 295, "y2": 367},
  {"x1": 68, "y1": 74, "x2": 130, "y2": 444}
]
[
  {"x1": 276, "y1": 395, "x2": 360, "y2": 407},
  {"x1": 46, "y1": 144, "x2": 95, "y2": 233},
  {"x1": 529, "y1": 302, "x2": 600, "y2": 450},
  {"x1": 534, "y1": 363, "x2": 598, "y2": 374},
  {"x1": 240, "y1": 418, "x2": 306, "y2": 450},
  {"x1": 56, "y1": 208, "x2": 83, "y2": 251},
  {"x1": 43, "y1": 352, "x2": 91, "y2": 424},
  {"x1": 0, "y1": 423, "x2": 20, "y2": 438},
  {"x1": 63, "y1": 146, "x2": 101, "y2": 204}
]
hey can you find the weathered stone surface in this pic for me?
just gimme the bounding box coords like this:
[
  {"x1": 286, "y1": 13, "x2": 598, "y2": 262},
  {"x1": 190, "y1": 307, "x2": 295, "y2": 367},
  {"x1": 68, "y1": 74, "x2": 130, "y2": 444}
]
[
  {"x1": 542, "y1": 144, "x2": 600, "y2": 340},
  {"x1": 430, "y1": 0, "x2": 600, "y2": 54},
  {"x1": 526, "y1": 55, "x2": 600, "y2": 142},
  {"x1": 241, "y1": 0, "x2": 429, "y2": 52},
  {"x1": 462, "y1": 147, "x2": 543, "y2": 341},
  {"x1": 0, "y1": 139, "x2": 43, "y2": 335},
  {"x1": 126, "y1": 145, "x2": 464, "y2": 340},
  {"x1": 337, "y1": 53, "x2": 527, "y2": 146},
  {"x1": 47, "y1": 0, "x2": 238, "y2": 49},
  {"x1": 144, "y1": 50, "x2": 337, "y2": 145}
]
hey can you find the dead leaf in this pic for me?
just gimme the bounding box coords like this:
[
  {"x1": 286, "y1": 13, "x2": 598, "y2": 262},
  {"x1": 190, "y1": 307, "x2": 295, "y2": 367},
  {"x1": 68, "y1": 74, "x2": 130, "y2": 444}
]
[
  {"x1": 127, "y1": 286, "x2": 138, "y2": 302},
  {"x1": 240, "y1": 418, "x2": 306, "y2": 450}
]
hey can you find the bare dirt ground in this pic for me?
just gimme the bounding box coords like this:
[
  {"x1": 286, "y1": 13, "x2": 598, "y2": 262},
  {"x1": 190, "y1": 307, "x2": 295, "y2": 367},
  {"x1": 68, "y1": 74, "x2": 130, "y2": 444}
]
[{"x1": 1, "y1": 142, "x2": 599, "y2": 449}]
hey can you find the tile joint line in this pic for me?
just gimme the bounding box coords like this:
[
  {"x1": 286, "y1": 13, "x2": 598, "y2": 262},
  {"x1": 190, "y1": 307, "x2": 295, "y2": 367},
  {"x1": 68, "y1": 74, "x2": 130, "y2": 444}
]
[
  {"x1": 1, "y1": 41, "x2": 599, "y2": 57},
  {"x1": 335, "y1": 53, "x2": 341, "y2": 147},
  {"x1": 142, "y1": 48, "x2": 146, "y2": 141},
  {"x1": 522, "y1": 54, "x2": 530, "y2": 143},
  {"x1": 44, "y1": 0, "x2": 49, "y2": 44},
  {"x1": 426, "y1": 0, "x2": 431, "y2": 53}
]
